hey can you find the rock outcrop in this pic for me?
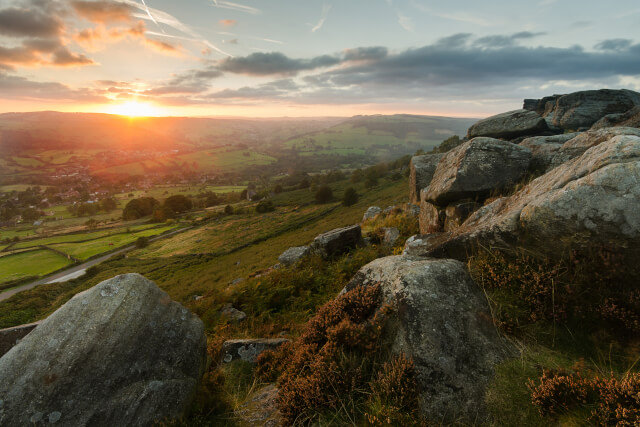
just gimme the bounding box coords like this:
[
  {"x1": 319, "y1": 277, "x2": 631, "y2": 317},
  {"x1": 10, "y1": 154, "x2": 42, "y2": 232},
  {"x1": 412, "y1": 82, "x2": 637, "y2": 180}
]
[
  {"x1": 221, "y1": 339, "x2": 289, "y2": 364},
  {"x1": 422, "y1": 133, "x2": 640, "y2": 260},
  {"x1": 382, "y1": 227, "x2": 400, "y2": 247},
  {"x1": 0, "y1": 273, "x2": 207, "y2": 427},
  {"x1": 277, "y1": 246, "x2": 310, "y2": 266},
  {"x1": 592, "y1": 105, "x2": 640, "y2": 129},
  {"x1": 311, "y1": 225, "x2": 362, "y2": 258},
  {"x1": 519, "y1": 132, "x2": 580, "y2": 172},
  {"x1": 467, "y1": 109, "x2": 549, "y2": 139},
  {"x1": 409, "y1": 154, "x2": 444, "y2": 204},
  {"x1": 344, "y1": 256, "x2": 511, "y2": 422},
  {"x1": 423, "y1": 137, "x2": 532, "y2": 206},
  {"x1": 547, "y1": 89, "x2": 640, "y2": 130}
]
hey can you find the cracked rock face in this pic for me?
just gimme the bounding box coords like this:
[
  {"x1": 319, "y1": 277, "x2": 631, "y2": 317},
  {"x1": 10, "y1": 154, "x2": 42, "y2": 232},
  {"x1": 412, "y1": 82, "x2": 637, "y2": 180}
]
[
  {"x1": 409, "y1": 154, "x2": 444, "y2": 204},
  {"x1": 467, "y1": 109, "x2": 549, "y2": 139},
  {"x1": 0, "y1": 273, "x2": 207, "y2": 427},
  {"x1": 423, "y1": 137, "x2": 532, "y2": 206},
  {"x1": 345, "y1": 256, "x2": 511, "y2": 423},
  {"x1": 423, "y1": 133, "x2": 640, "y2": 261}
]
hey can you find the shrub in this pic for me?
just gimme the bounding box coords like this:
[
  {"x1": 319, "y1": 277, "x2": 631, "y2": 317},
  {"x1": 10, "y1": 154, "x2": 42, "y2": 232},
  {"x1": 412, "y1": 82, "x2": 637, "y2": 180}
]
[
  {"x1": 223, "y1": 205, "x2": 234, "y2": 215},
  {"x1": 135, "y1": 236, "x2": 149, "y2": 248},
  {"x1": 315, "y1": 185, "x2": 333, "y2": 203},
  {"x1": 530, "y1": 369, "x2": 640, "y2": 425},
  {"x1": 342, "y1": 187, "x2": 358, "y2": 206},
  {"x1": 255, "y1": 200, "x2": 275, "y2": 213}
]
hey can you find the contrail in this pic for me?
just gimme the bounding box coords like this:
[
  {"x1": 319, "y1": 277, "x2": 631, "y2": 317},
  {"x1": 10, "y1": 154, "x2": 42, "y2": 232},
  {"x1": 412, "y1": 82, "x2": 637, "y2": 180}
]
[
  {"x1": 140, "y1": 0, "x2": 164, "y2": 33},
  {"x1": 312, "y1": 4, "x2": 332, "y2": 33}
]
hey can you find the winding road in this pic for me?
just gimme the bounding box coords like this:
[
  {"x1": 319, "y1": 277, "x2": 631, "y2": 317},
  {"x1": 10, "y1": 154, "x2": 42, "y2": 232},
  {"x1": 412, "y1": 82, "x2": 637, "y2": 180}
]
[{"x1": 0, "y1": 227, "x2": 191, "y2": 302}]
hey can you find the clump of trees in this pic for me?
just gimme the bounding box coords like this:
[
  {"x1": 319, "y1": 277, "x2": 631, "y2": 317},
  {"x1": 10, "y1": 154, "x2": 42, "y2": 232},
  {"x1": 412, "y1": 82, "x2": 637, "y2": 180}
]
[
  {"x1": 255, "y1": 200, "x2": 275, "y2": 213},
  {"x1": 123, "y1": 197, "x2": 159, "y2": 220}
]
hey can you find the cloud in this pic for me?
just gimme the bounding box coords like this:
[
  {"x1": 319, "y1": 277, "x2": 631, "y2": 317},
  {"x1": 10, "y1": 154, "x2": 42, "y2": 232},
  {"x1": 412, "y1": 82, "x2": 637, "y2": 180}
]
[
  {"x1": 71, "y1": 1, "x2": 134, "y2": 23},
  {"x1": 473, "y1": 31, "x2": 546, "y2": 48},
  {"x1": 397, "y1": 13, "x2": 413, "y2": 32},
  {"x1": 219, "y1": 19, "x2": 237, "y2": 27},
  {"x1": 311, "y1": 4, "x2": 332, "y2": 33},
  {"x1": 0, "y1": 6, "x2": 63, "y2": 37},
  {"x1": 594, "y1": 38, "x2": 633, "y2": 51},
  {"x1": 343, "y1": 47, "x2": 388, "y2": 61},
  {"x1": 0, "y1": 71, "x2": 105, "y2": 101},
  {"x1": 218, "y1": 52, "x2": 340, "y2": 76}
]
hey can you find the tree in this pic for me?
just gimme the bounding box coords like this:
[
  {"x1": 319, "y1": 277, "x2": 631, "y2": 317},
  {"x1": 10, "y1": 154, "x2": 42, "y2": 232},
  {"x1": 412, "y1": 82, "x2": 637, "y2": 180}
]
[
  {"x1": 342, "y1": 187, "x2": 358, "y2": 206},
  {"x1": 224, "y1": 205, "x2": 234, "y2": 215},
  {"x1": 163, "y1": 195, "x2": 192, "y2": 214},
  {"x1": 135, "y1": 236, "x2": 149, "y2": 249},
  {"x1": 123, "y1": 197, "x2": 159, "y2": 220},
  {"x1": 364, "y1": 175, "x2": 378, "y2": 189},
  {"x1": 273, "y1": 184, "x2": 283, "y2": 194},
  {"x1": 315, "y1": 185, "x2": 333, "y2": 203},
  {"x1": 22, "y1": 207, "x2": 40, "y2": 222},
  {"x1": 85, "y1": 218, "x2": 99, "y2": 229},
  {"x1": 350, "y1": 169, "x2": 364, "y2": 183},
  {"x1": 100, "y1": 197, "x2": 117, "y2": 212},
  {"x1": 255, "y1": 200, "x2": 275, "y2": 213}
]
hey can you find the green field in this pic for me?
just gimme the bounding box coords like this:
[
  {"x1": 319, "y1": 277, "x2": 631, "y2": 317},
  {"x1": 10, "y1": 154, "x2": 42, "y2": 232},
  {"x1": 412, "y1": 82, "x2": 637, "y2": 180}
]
[
  {"x1": 114, "y1": 185, "x2": 245, "y2": 202},
  {"x1": 51, "y1": 224, "x2": 180, "y2": 261},
  {"x1": 0, "y1": 249, "x2": 72, "y2": 284},
  {"x1": 11, "y1": 157, "x2": 44, "y2": 167}
]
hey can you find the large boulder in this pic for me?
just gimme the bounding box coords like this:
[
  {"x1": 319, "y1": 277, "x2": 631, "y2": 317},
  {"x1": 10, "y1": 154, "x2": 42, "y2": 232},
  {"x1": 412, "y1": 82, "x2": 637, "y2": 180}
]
[
  {"x1": 422, "y1": 133, "x2": 640, "y2": 261},
  {"x1": 592, "y1": 105, "x2": 640, "y2": 129},
  {"x1": 277, "y1": 246, "x2": 310, "y2": 266},
  {"x1": 547, "y1": 89, "x2": 640, "y2": 130},
  {"x1": 467, "y1": 109, "x2": 549, "y2": 139},
  {"x1": 344, "y1": 256, "x2": 511, "y2": 422},
  {"x1": 409, "y1": 154, "x2": 444, "y2": 204},
  {"x1": 423, "y1": 137, "x2": 532, "y2": 206},
  {"x1": 0, "y1": 273, "x2": 207, "y2": 427},
  {"x1": 311, "y1": 225, "x2": 362, "y2": 258},
  {"x1": 362, "y1": 206, "x2": 382, "y2": 221}
]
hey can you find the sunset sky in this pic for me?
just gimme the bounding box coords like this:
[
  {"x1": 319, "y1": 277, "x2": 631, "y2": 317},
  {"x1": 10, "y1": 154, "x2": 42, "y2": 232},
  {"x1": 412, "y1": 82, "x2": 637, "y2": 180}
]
[{"x1": 1, "y1": 0, "x2": 639, "y2": 117}]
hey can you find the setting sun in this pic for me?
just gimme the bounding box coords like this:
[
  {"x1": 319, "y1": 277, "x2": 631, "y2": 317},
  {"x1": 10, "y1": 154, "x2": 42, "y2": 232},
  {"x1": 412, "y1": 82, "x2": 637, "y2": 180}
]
[{"x1": 109, "y1": 101, "x2": 162, "y2": 117}]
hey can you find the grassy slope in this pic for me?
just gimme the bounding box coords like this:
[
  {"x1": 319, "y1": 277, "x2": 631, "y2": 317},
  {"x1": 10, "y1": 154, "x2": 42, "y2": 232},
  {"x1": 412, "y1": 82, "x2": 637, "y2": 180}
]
[
  {"x1": 0, "y1": 177, "x2": 407, "y2": 329},
  {"x1": 0, "y1": 249, "x2": 72, "y2": 284}
]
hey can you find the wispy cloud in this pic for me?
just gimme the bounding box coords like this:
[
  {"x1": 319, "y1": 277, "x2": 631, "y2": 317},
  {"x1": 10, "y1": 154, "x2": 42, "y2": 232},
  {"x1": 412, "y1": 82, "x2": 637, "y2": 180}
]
[
  {"x1": 211, "y1": 1, "x2": 261, "y2": 15},
  {"x1": 140, "y1": 0, "x2": 163, "y2": 33},
  {"x1": 312, "y1": 4, "x2": 332, "y2": 33},
  {"x1": 434, "y1": 11, "x2": 492, "y2": 27},
  {"x1": 249, "y1": 36, "x2": 284, "y2": 45},
  {"x1": 397, "y1": 13, "x2": 413, "y2": 32}
]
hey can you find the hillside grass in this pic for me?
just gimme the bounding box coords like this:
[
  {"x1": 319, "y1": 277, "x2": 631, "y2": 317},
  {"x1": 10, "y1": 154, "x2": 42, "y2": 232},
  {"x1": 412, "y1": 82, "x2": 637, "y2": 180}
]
[
  {"x1": 0, "y1": 176, "x2": 408, "y2": 329},
  {"x1": 0, "y1": 249, "x2": 72, "y2": 285}
]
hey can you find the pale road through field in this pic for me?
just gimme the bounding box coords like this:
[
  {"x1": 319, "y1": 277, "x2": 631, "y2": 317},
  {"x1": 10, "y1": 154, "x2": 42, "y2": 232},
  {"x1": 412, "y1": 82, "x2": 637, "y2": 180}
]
[{"x1": 0, "y1": 227, "x2": 192, "y2": 302}]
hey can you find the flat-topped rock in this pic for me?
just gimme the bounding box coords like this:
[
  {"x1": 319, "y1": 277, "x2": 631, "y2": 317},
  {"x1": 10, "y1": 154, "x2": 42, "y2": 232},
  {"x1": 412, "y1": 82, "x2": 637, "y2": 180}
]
[
  {"x1": 467, "y1": 109, "x2": 549, "y2": 139},
  {"x1": 311, "y1": 225, "x2": 362, "y2": 258},
  {"x1": 0, "y1": 273, "x2": 207, "y2": 427},
  {"x1": 277, "y1": 246, "x2": 310, "y2": 266},
  {"x1": 423, "y1": 137, "x2": 531, "y2": 206}
]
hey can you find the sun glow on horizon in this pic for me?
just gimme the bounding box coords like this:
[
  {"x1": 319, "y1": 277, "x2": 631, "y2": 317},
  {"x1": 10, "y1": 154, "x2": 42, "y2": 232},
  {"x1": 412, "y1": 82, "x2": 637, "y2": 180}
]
[{"x1": 107, "y1": 100, "x2": 163, "y2": 117}]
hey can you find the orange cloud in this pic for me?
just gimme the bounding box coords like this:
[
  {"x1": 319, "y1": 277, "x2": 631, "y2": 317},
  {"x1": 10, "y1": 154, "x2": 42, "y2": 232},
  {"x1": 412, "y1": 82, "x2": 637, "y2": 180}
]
[
  {"x1": 219, "y1": 19, "x2": 237, "y2": 27},
  {"x1": 71, "y1": 1, "x2": 133, "y2": 24}
]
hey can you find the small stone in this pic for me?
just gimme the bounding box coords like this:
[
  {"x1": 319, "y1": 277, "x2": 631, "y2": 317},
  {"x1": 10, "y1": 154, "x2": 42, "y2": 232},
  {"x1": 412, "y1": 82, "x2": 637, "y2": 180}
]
[{"x1": 30, "y1": 412, "x2": 43, "y2": 423}]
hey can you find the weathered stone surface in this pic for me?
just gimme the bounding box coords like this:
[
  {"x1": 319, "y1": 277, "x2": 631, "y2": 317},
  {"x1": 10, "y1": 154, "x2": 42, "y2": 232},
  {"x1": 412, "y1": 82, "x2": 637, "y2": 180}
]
[
  {"x1": 409, "y1": 154, "x2": 444, "y2": 204},
  {"x1": 382, "y1": 227, "x2": 400, "y2": 247},
  {"x1": 363, "y1": 206, "x2": 382, "y2": 221},
  {"x1": 419, "y1": 194, "x2": 445, "y2": 234},
  {"x1": 467, "y1": 109, "x2": 548, "y2": 139},
  {"x1": 523, "y1": 95, "x2": 562, "y2": 117},
  {"x1": 0, "y1": 273, "x2": 207, "y2": 427},
  {"x1": 520, "y1": 133, "x2": 580, "y2": 172},
  {"x1": 547, "y1": 89, "x2": 640, "y2": 130},
  {"x1": 592, "y1": 105, "x2": 640, "y2": 129},
  {"x1": 220, "y1": 303, "x2": 247, "y2": 323},
  {"x1": 345, "y1": 256, "x2": 511, "y2": 422},
  {"x1": 383, "y1": 205, "x2": 398, "y2": 215},
  {"x1": 423, "y1": 134, "x2": 640, "y2": 261},
  {"x1": 549, "y1": 127, "x2": 640, "y2": 169},
  {"x1": 221, "y1": 339, "x2": 289, "y2": 364},
  {"x1": 402, "y1": 234, "x2": 447, "y2": 258},
  {"x1": 277, "y1": 245, "x2": 310, "y2": 266},
  {"x1": 444, "y1": 201, "x2": 478, "y2": 232},
  {"x1": 0, "y1": 321, "x2": 40, "y2": 358},
  {"x1": 235, "y1": 384, "x2": 281, "y2": 427},
  {"x1": 311, "y1": 225, "x2": 362, "y2": 258},
  {"x1": 423, "y1": 137, "x2": 532, "y2": 206}
]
